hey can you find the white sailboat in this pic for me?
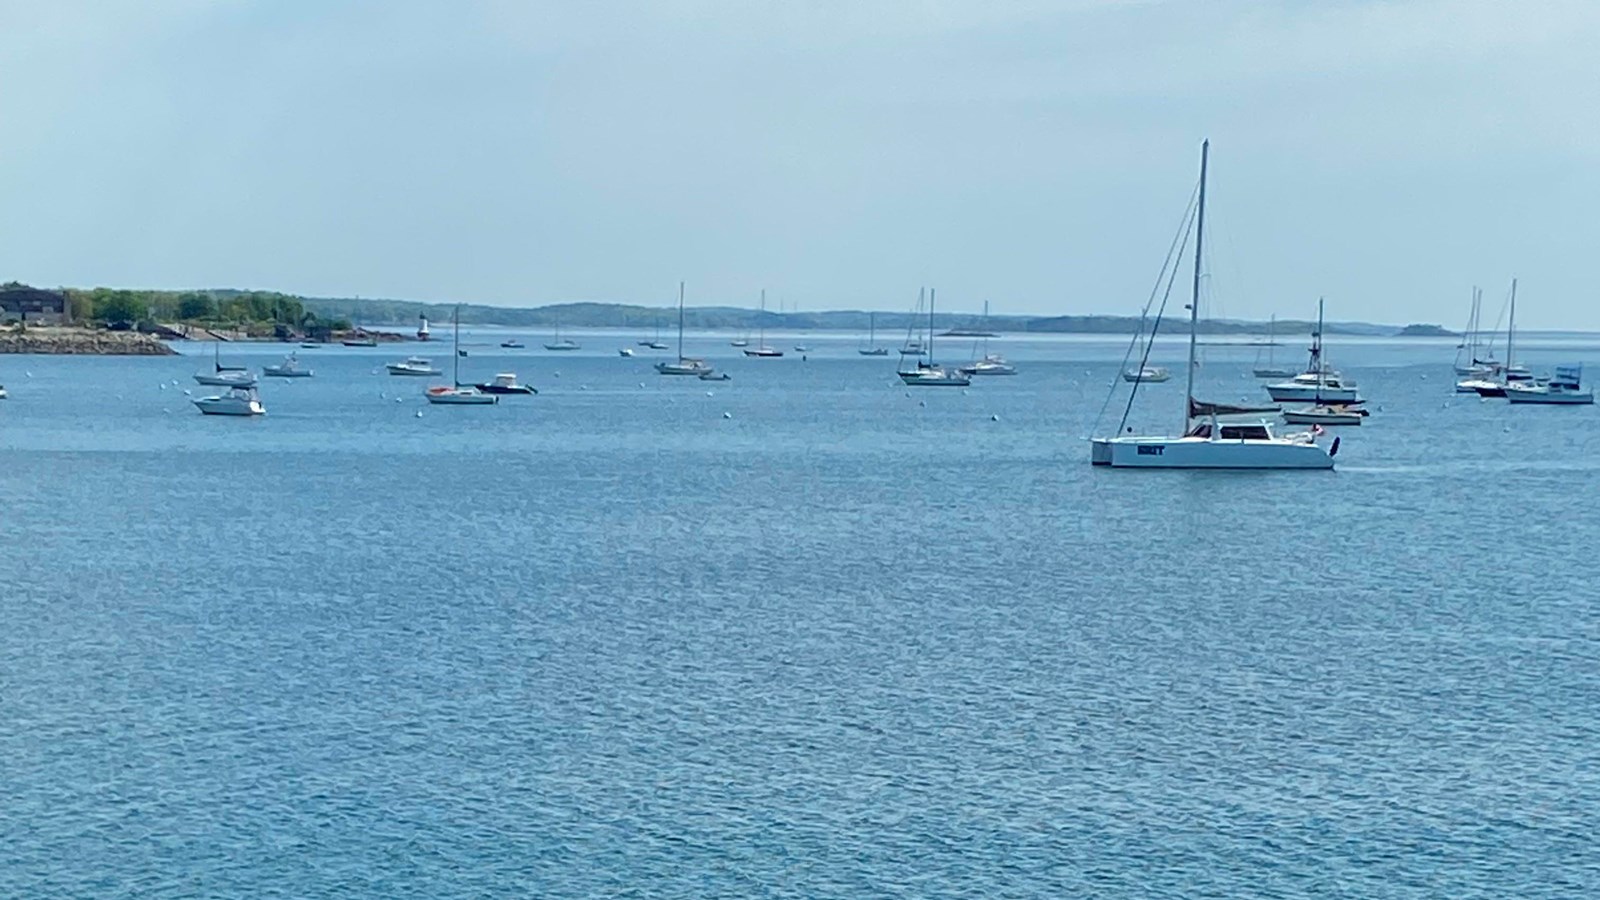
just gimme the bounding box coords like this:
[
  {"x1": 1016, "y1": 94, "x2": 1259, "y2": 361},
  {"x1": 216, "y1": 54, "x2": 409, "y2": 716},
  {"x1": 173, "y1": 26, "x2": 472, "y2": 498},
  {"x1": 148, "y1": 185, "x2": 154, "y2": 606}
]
[
  {"x1": 544, "y1": 314, "x2": 579, "y2": 351},
  {"x1": 858, "y1": 312, "x2": 889, "y2": 356},
  {"x1": 656, "y1": 282, "x2": 714, "y2": 376},
  {"x1": 387, "y1": 356, "x2": 441, "y2": 376},
  {"x1": 1252, "y1": 315, "x2": 1294, "y2": 378},
  {"x1": 1091, "y1": 141, "x2": 1338, "y2": 469},
  {"x1": 959, "y1": 301, "x2": 1016, "y2": 375},
  {"x1": 743, "y1": 290, "x2": 783, "y2": 357},
  {"x1": 899, "y1": 289, "x2": 970, "y2": 386},
  {"x1": 195, "y1": 342, "x2": 258, "y2": 386},
  {"x1": 1468, "y1": 280, "x2": 1535, "y2": 398},
  {"x1": 1453, "y1": 287, "x2": 1496, "y2": 377},
  {"x1": 1282, "y1": 300, "x2": 1368, "y2": 425},
  {"x1": 427, "y1": 305, "x2": 498, "y2": 404},
  {"x1": 899, "y1": 290, "x2": 926, "y2": 356}
]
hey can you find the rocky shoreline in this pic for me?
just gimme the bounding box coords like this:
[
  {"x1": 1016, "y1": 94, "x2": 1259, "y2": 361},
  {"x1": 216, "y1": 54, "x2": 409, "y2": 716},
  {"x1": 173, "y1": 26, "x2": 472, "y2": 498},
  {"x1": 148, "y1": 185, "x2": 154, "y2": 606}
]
[{"x1": 0, "y1": 327, "x2": 179, "y2": 356}]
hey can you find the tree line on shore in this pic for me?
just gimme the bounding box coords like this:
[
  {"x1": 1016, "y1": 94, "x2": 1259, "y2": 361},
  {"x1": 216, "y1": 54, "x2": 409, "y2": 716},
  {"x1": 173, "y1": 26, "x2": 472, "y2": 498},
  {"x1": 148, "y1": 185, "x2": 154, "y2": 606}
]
[{"x1": 63, "y1": 288, "x2": 352, "y2": 336}]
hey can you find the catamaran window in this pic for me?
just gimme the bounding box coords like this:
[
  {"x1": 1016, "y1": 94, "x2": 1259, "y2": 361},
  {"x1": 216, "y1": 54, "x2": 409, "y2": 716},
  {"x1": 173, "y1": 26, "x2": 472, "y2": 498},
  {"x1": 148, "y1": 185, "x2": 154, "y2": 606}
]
[{"x1": 1219, "y1": 425, "x2": 1271, "y2": 440}]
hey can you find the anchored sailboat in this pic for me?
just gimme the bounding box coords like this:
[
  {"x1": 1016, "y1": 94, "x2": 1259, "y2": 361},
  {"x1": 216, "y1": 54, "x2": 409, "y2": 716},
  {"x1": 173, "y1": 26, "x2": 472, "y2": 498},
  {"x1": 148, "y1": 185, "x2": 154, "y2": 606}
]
[
  {"x1": 426, "y1": 305, "x2": 498, "y2": 404},
  {"x1": 898, "y1": 289, "x2": 970, "y2": 386},
  {"x1": 743, "y1": 290, "x2": 782, "y2": 357},
  {"x1": 858, "y1": 312, "x2": 888, "y2": 356},
  {"x1": 1090, "y1": 141, "x2": 1337, "y2": 469},
  {"x1": 656, "y1": 282, "x2": 714, "y2": 376}
]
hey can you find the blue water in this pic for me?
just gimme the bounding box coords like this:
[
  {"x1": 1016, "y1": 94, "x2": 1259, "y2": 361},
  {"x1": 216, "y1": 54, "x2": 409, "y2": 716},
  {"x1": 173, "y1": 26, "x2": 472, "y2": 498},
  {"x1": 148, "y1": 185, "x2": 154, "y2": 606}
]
[{"x1": 3, "y1": 333, "x2": 1599, "y2": 897}]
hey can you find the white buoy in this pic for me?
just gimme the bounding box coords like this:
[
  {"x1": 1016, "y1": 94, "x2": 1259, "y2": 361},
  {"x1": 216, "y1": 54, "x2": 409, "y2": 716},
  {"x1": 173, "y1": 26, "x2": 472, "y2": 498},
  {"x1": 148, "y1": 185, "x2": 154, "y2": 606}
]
[
  {"x1": 705, "y1": 390, "x2": 714, "y2": 397},
  {"x1": 395, "y1": 397, "x2": 403, "y2": 403},
  {"x1": 722, "y1": 411, "x2": 731, "y2": 419},
  {"x1": 991, "y1": 414, "x2": 999, "y2": 421},
  {"x1": 638, "y1": 382, "x2": 646, "y2": 388},
  {"x1": 183, "y1": 389, "x2": 192, "y2": 396},
  {"x1": 416, "y1": 410, "x2": 424, "y2": 417},
  {"x1": 159, "y1": 383, "x2": 166, "y2": 390}
]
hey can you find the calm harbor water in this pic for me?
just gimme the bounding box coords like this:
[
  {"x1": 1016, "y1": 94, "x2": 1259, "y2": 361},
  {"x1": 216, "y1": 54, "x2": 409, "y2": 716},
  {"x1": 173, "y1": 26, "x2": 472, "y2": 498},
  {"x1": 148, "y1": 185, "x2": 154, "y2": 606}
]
[{"x1": 3, "y1": 331, "x2": 1599, "y2": 897}]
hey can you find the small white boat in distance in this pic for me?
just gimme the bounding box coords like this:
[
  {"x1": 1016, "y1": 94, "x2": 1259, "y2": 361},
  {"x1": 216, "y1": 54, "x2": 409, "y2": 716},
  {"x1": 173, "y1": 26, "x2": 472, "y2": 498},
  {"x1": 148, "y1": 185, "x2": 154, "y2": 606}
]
[
  {"x1": 0, "y1": 385, "x2": 8, "y2": 400},
  {"x1": 194, "y1": 370, "x2": 257, "y2": 388},
  {"x1": 1505, "y1": 365, "x2": 1593, "y2": 405},
  {"x1": 619, "y1": 347, "x2": 634, "y2": 357},
  {"x1": 962, "y1": 356, "x2": 1017, "y2": 376},
  {"x1": 193, "y1": 385, "x2": 265, "y2": 416},
  {"x1": 1266, "y1": 370, "x2": 1360, "y2": 403},
  {"x1": 698, "y1": 371, "x2": 731, "y2": 381},
  {"x1": 262, "y1": 354, "x2": 313, "y2": 378},
  {"x1": 501, "y1": 339, "x2": 525, "y2": 349},
  {"x1": 544, "y1": 339, "x2": 580, "y2": 351},
  {"x1": 1282, "y1": 405, "x2": 1367, "y2": 426},
  {"x1": 387, "y1": 356, "x2": 441, "y2": 376},
  {"x1": 1122, "y1": 365, "x2": 1170, "y2": 383}
]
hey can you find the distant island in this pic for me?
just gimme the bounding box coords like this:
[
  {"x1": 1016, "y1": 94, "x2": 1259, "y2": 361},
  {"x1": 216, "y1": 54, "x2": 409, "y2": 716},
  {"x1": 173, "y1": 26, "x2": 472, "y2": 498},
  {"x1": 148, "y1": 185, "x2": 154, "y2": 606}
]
[{"x1": 2, "y1": 281, "x2": 1460, "y2": 345}]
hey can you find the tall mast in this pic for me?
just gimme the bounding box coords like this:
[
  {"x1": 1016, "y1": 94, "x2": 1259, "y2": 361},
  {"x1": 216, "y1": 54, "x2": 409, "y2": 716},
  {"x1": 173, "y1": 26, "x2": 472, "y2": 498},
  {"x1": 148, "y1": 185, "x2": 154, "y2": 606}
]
[
  {"x1": 452, "y1": 304, "x2": 461, "y2": 385},
  {"x1": 1183, "y1": 139, "x2": 1208, "y2": 431},
  {"x1": 1506, "y1": 277, "x2": 1517, "y2": 372},
  {"x1": 1314, "y1": 298, "x2": 1324, "y2": 404},
  {"x1": 759, "y1": 289, "x2": 765, "y2": 348},
  {"x1": 677, "y1": 281, "x2": 686, "y2": 359},
  {"x1": 928, "y1": 288, "x2": 936, "y2": 364}
]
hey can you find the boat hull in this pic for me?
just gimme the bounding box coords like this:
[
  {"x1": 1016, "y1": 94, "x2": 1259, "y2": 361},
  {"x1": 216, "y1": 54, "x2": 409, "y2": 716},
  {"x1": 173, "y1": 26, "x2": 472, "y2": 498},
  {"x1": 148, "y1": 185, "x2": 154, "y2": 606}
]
[
  {"x1": 1252, "y1": 368, "x2": 1295, "y2": 379},
  {"x1": 1090, "y1": 435, "x2": 1334, "y2": 469},
  {"x1": 194, "y1": 373, "x2": 257, "y2": 387},
  {"x1": 262, "y1": 369, "x2": 312, "y2": 378},
  {"x1": 858, "y1": 349, "x2": 889, "y2": 356},
  {"x1": 194, "y1": 399, "x2": 264, "y2": 416},
  {"x1": 744, "y1": 349, "x2": 783, "y2": 358},
  {"x1": 425, "y1": 389, "x2": 498, "y2": 405},
  {"x1": 387, "y1": 366, "x2": 440, "y2": 376},
  {"x1": 1505, "y1": 388, "x2": 1594, "y2": 405},
  {"x1": 656, "y1": 361, "x2": 711, "y2": 376},
  {"x1": 475, "y1": 384, "x2": 536, "y2": 394},
  {"x1": 1265, "y1": 385, "x2": 1361, "y2": 403},
  {"x1": 1282, "y1": 409, "x2": 1364, "y2": 425}
]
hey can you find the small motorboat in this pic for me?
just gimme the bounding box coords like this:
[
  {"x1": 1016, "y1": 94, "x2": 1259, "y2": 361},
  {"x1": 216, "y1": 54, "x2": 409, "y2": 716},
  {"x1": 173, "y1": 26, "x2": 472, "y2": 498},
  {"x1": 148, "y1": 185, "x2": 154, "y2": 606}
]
[
  {"x1": 1282, "y1": 404, "x2": 1368, "y2": 426},
  {"x1": 793, "y1": 345, "x2": 810, "y2": 353},
  {"x1": 730, "y1": 339, "x2": 749, "y2": 348},
  {"x1": 387, "y1": 356, "x2": 441, "y2": 376},
  {"x1": 619, "y1": 347, "x2": 635, "y2": 357},
  {"x1": 1505, "y1": 366, "x2": 1594, "y2": 405},
  {"x1": 299, "y1": 342, "x2": 321, "y2": 349},
  {"x1": 643, "y1": 341, "x2": 669, "y2": 350},
  {"x1": 698, "y1": 371, "x2": 731, "y2": 381},
  {"x1": 501, "y1": 339, "x2": 525, "y2": 349},
  {"x1": 425, "y1": 385, "x2": 498, "y2": 405},
  {"x1": 0, "y1": 385, "x2": 8, "y2": 400},
  {"x1": 342, "y1": 338, "x2": 378, "y2": 347},
  {"x1": 193, "y1": 385, "x2": 265, "y2": 416},
  {"x1": 262, "y1": 354, "x2": 314, "y2": 378},
  {"x1": 194, "y1": 370, "x2": 258, "y2": 388},
  {"x1": 1122, "y1": 365, "x2": 1170, "y2": 383},
  {"x1": 474, "y1": 373, "x2": 537, "y2": 395}
]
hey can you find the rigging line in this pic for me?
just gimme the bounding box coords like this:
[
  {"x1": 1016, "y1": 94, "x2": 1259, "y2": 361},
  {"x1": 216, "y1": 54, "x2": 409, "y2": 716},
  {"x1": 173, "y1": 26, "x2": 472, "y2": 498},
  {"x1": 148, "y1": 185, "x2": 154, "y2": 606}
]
[
  {"x1": 1117, "y1": 214, "x2": 1195, "y2": 436},
  {"x1": 1090, "y1": 179, "x2": 1201, "y2": 437}
]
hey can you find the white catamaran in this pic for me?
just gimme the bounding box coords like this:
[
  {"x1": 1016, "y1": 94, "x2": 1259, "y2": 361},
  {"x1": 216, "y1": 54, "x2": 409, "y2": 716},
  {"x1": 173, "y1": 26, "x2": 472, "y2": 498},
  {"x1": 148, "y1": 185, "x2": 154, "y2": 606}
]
[{"x1": 1091, "y1": 141, "x2": 1338, "y2": 469}]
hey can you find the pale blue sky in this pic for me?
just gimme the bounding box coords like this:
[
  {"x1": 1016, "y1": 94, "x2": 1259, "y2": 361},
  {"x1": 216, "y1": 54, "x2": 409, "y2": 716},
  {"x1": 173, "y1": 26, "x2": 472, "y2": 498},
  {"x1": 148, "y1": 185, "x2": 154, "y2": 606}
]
[{"x1": 3, "y1": 1, "x2": 1597, "y2": 327}]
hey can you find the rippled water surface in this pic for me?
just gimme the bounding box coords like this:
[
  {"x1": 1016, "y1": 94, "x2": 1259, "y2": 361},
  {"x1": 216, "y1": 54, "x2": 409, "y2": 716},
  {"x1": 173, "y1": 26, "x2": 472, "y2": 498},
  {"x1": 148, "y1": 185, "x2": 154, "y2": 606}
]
[{"x1": 3, "y1": 332, "x2": 1599, "y2": 897}]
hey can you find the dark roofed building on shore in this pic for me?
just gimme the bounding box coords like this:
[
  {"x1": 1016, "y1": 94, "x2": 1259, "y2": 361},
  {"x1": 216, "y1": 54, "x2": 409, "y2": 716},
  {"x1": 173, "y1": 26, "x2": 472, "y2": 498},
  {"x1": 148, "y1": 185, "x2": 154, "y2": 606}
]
[{"x1": 0, "y1": 283, "x2": 70, "y2": 324}]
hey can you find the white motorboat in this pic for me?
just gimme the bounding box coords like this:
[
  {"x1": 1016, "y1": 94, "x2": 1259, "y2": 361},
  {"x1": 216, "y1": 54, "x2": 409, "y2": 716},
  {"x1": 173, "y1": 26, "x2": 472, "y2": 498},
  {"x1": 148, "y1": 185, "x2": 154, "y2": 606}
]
[
  {"x1": 0, "y1": 385, "x2": 8, "y2": 400},
  {"x1": 1266, "y1": 371, "x2": 1361, "y2": 403},
  {"x1": 474, "y1": 372, "x2": 536, "y2": 395},
  {"x1": 1091, "y1": 141, "x2": 1337, "y2": 470},
  {"x1": 619, "y1": 347, "x2": 634, "y2": 357},
  {"x1": 657, "y1": 282, "x2": 717, "y2": 376},
  {"x1": 1505, "y1": 365, "x2": 1593, "y2": 404},
  {"x1": 193, "y1": 385, "x2": 264, "y2": 416},
  {"x1": 1282, "y1": 404, "x2": 1367, "y2": 426},
  {"x1": 427, "y1": 305, "x2": 498, "y2": 405},
  {"x1": 730, "y1": 338, "x2": 750, "y2": 348},
  {"x1": 899, "y1": 289, "x2": 970, "y2": 387},
  {"x1": 1265, "y1": 306, "x2": 1360, "y2": 402},
  {"x1": 1122, "y1": 365, "x2": 1170, "y2": 383},
  {"x1": 262, "y1": 353, "x2": 313, "y2": 378},
  {"x1": 387, "y1": 356, "x2": 441, "y2": 376},
  {"x1": 501, "y1": 339, "x2": 525, "y2": 349},
  {"x1": 299, "y1": 341, "x2": 321, "y2": 349}
]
